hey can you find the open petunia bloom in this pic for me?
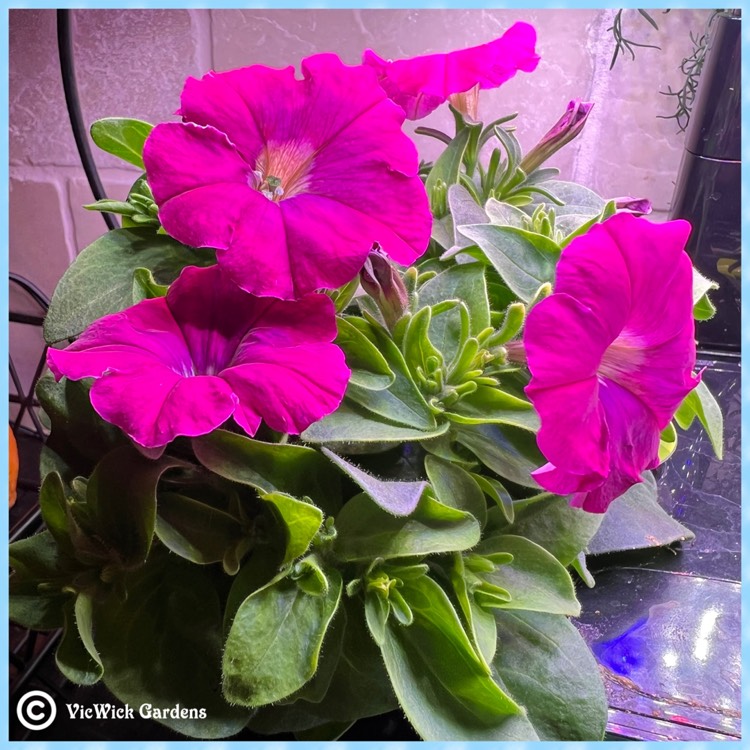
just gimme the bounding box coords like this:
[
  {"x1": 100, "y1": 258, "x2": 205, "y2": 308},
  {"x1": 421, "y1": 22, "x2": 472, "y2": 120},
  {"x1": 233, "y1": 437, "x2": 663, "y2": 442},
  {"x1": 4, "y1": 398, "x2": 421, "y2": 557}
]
[
  {"x1": 46, "y1": 265, "x2": 350, "y2": 449},
  {"x1": 362, "y1": 22, "x2": 540, "y2": 121},
  {"x1": 143, "y1": 54, "x2": 431, "y2": 301},
  {"x1": 519, "y1": 213, "x2": 700, "y2": 513}
]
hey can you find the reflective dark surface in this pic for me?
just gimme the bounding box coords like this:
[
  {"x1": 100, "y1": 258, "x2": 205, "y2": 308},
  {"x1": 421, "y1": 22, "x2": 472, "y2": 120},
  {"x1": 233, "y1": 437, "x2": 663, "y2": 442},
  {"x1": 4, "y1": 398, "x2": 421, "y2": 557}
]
[{"x1": 575, "y1": 355, "x2": 741, "y2": 741}]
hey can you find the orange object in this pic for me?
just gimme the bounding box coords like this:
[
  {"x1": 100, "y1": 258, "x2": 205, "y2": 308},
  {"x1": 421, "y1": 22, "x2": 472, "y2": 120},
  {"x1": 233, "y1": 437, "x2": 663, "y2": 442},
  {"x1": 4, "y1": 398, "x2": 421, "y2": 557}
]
[{"x1": 9, "y1": 427, "x2": 18, "y2": 508}]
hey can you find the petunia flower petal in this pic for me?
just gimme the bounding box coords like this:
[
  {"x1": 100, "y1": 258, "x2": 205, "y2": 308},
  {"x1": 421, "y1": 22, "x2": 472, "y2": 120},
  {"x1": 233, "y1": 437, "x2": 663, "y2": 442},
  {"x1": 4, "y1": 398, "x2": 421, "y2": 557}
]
[
  {"x1": 522, "y1": 214, "x2": 699, "y2": 514},
  {"x1": 89, "y1": 367, "x2": 237, "y2": 448},
  {"x1": 569, "y1": 380, "x2": 661, "y2": 513},
  {"x1": 222, "y1": 344, "x2": 350, "y2": 435},
  {"x1": 145, "y1": 53, "x2": 430, "y2": 300},
  {"x1": 362, "y1": 22, "x2": 540, "y2": 120},
  {"x1": 47, "y1": 265, "x2": 350, "y2": 448},
  {"x1": 46, "y1": 298, "x2": 192, "y2": 381}
]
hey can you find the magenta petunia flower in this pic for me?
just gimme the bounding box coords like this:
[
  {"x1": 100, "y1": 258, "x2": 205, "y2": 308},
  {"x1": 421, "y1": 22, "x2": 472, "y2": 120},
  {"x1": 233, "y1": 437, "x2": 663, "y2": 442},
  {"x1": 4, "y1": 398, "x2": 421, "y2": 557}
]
[
  {"x1": 46, "y1": 265, "x2": 350, "y2": 449},
  {"x1": 361, "y1": 22, "x2": 540, "y2": 121},
  {"x1": 142, "y1": 54, "x2": 431, "y2": 301},
  {"x1": 518, "y1": 213, "x2": 699, "y2": 513}
]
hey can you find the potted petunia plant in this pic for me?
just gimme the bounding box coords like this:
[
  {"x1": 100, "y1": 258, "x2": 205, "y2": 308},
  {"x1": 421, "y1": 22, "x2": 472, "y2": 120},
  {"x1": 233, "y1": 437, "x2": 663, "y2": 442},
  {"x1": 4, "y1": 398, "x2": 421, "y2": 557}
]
[{"x1": 10, "y1": 23, "x2": 724, "y2": 742}]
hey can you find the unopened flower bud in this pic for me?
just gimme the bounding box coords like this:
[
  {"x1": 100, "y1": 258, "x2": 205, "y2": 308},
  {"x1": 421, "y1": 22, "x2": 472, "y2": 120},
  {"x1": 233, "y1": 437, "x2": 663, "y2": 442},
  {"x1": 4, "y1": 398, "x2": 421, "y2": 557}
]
[
  {"x1": 613, "y1": 196, "x2": 653, "y2": 216},
  {"x1": 360, "y1": 246, "x2": 409, "y2": 330},
  {"x1": 448, "y1": 84, "x2": 480, "y2": 122},
  {"x1": 430, "y1": 178, "x2": 448, "y2": 218},
  {"x1": 520, "y1": 99, "x2": 594, "y2": 174}
]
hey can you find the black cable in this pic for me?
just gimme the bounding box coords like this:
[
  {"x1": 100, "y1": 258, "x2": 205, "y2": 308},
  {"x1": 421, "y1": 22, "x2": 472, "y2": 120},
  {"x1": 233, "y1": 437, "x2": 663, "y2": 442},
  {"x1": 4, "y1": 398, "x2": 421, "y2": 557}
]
[{"x1": 57, "y1": 9, "x2": 118, "y2": 231}]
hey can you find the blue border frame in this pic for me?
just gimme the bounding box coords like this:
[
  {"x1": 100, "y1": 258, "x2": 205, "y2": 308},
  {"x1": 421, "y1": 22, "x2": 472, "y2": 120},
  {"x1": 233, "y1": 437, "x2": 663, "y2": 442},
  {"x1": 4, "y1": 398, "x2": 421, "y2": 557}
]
[{"x1": 2, "y1": 1, "x2": 746, "y2": 748}]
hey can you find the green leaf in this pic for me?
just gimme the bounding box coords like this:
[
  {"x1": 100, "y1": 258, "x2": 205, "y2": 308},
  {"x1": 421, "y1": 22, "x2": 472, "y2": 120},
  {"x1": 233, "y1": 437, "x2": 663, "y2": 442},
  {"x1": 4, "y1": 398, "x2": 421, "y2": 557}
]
[
  {"x1": 322, "y1": 448, "x2": 426, "y2": 516},
  {"x1": 345, "y1": 320, "x2": 437, "y2": 430},
  {"x1": 674, "y1": 380, "x2": 723, "y2": 459},
  {"x1": 450, "y1": 553, "x2": 498, "y2": 666},
  {"x1": 334, "y1": 491, "x2": 480, "y2": 562},
  {"x1": 155, "y1": 492, "x2": 244, "y2": 566},
  {"x1": 418, "y1": 265, "x2": 491, "y2": 364},
  {"x1": 425, "y1": 126, "x2": 477, "y2": 214},
  {"x1": 587, "y1": 472, "x2": 695, "y2": 555},
  {"x1": 693, "y1": 293, "x2": 717, "y2": 320},
  {"x1": 472, "y1": 474, "x2": 514, "y2": 524},
  {"x1": 489, "y1": 495, "x2": 602, "y2": 566},
  {"x1": 419, "y1": 263, "x2": 490, "y2": 333},
  {"x1": 301, "y1": 400, "x2": 449, "y2": 448},
  {"x1": 425, "y1": 454, "x2": 487, "y2": 526},
  {"x1": 446, "y1": 385, "x2": 540, "y2": 431},
  {"x1": 261, "y1": 492, "x2": 323, "y2": 565},
  {"x1": 95, "y1": 551, "x2": 249, "y2": 737},
  {"x1": 454, "y1": 423, "x2": 543, "y2": 488},
  {"x1": 692, "y1": 265, "x2": 719, "y2": 305},
  {"x1": 659, "y1": 421, "x2": 678, "y2": 463},
  {"x1": 84, "y1": 198, "x2": 138, "y2": 216},
  {"x1": 476, "y1": 535, "x2": 580, "y2": 616},
  {"x1": 86, "y1": 446, "x2": 183, "y2": 569},
  {"x1": 484, "y1": 198, "x2": 529, "y2": 228},
  {"x1": 532, "y1": 180, "x2": 605, "y2": 215},
  {"x1": 246, "y1": 597, "x2": 398, "y2": 733},
  {"x1": 379, "y1": 575, "x2": 538, "y2": 741},
  {"x1": 336, "y1": 316, "x2": 394, "y2": 390},
  {"x1": 493, "y1": 610, "x2": 607, "y2": 740},
  {"x1": 44, "y1": 228, "x2": 215, "y2": 344},
  {"x1": 443, "y1": 183, "x2": 489, "y2": 257},
  {"x1": 193, "y1": 429, "x2": 341, "y2": 515},
  {"x1": 56, "y1": 592, "x2": 103, "y2": 685},
  {"x1": 89, "y1": 117, "x2": 153, "y2": 169},
  {"x1": 458, "y1": 224, "x2": 560, "y2": 302},
  {"x1": 223, "y1": 570, "x2": 342, "y2": 707},
  {"x1": 132, "y1": 266, "x2": 168, "y2": 302}
]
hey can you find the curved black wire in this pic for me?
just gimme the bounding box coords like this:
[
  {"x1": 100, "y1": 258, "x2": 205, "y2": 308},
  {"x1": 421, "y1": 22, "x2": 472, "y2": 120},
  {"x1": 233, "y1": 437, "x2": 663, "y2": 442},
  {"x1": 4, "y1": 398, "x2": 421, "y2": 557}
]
[{"x1": 56, "y1": 9, "x2": 118, "y2": 231}]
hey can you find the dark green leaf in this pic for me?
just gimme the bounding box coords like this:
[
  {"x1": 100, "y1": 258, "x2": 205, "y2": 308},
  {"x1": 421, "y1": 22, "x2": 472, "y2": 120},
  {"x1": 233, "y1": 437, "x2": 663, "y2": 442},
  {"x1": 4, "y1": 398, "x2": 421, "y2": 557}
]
[
  {"x1": 193, "y1": 429, "x2": 341, "y2": 515},
  {"x1": 86, "y1": 446, "x2": 183, "y2": 569},
  {"x1": 335, "y1": 490, "x2": 480, "y2": 562},
  {"x1": 44, "y1": 228, "x2": 215, "y2": 343},
  {"x1": 322, "y1": 448, "x2": 426, "y2": 516},
  {"x1": 56, "y1": 592, "x2": 103, "y2": 685},
  {"x1": 95, "y1": 552, "x2": 249, "y2": 737},
  {"x1": 587, "y1": 472, "x2": 695, "y2": 555},
  {"x1": 472, "y1": 474, "x2": 514, "y2": 524},
  {"x1": 36, "y1": 374, "x2": 127, "y2": 476},
  {"x1": 425, "y1": 454, "x2": 487, "y2": 526},
  {"x1": 155, "y1": 492, "x2": 244, "y2": 566},
  {"x1": 132, "y1": 266, "x2": 168, "y2": 302},
  {"x1": 493, "y1": 610, "x2": 607, "y2": 740},
  {"x1": 90, "y1": 117, "x2": 153, "y2": 169},
  {"x1": 39, "y1": 471, "x2": 74, "y2": 555},
  {"x1": 223, "y1": 569, "x2": 342, "y2": 707},
  {"x1": 9, "y1": 531, "x2": 70, "y2": 630}
]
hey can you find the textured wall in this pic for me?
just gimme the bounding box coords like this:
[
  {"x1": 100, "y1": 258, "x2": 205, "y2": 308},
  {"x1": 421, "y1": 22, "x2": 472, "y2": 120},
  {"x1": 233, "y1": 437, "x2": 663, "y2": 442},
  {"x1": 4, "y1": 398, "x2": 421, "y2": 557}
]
[{"x1": 8, "y1": 7, "x2": 711, "y2": 389}]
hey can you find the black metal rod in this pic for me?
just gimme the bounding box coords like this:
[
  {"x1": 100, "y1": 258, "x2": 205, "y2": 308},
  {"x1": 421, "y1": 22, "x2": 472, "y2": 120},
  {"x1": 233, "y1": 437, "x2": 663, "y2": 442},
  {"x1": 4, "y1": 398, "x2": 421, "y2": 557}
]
[{"x1": 56, "y1": 9, "x2": 118, "y2": 231}]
